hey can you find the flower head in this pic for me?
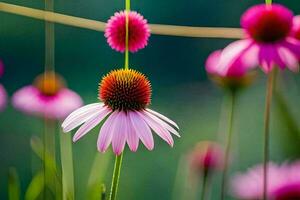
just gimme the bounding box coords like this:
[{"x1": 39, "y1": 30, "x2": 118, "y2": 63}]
[
  {"x1": 12, "y1": 71, "x2": 83, "y2": 120},
  {"x1": 216, "y1": 4, "x2": 300, "y2": 75},
  {"x1": 62, "y1": 69, "x2": 180, "y2": 155},
  {"x1": 189, "y1": 141, "x2": 224, "y2": 174},
  {"x1": 0, "y1": 84, "x2": 7, "y2": 112},
  {"x1": 105, "y1": 11, "x2": 150, "y2": 53},
  {"x1": 231, "y1": 161, "x2": 300, "y2": 200},
  {"x1": 205, "y1": 50, "x2": 257, "y2": 90}
]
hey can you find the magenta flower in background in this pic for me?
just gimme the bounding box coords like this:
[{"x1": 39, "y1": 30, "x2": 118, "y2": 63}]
[
  {"x1": 62, "y1": 69, "x2": 180, "y2": 155},
  {"x1": 231, "y1": 161, "x2": 300, "y2": 200},
  {"x1": 0, "y1": 60, "x2": 7, "y2": 112},
  {"x1": 12, "y1": 71, "x2": 83, "y2": 120},
  {"x1": 217, "y1": 4, "x2": 300, "y2": 75},
  {"x1": 205, "y1": 49, "x2": 257, "y2": 90},
  {"x1": 0, "y1": 84, "x2": 7, "y2": 112},
  {"x1": 105, "y1": 11, "x2": 150, "y2": 53},
  {"x1": 189, "y1": 141, "x2": 224, "y2": 174}
]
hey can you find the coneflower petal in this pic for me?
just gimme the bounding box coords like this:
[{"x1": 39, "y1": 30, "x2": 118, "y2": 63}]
[
  {"x1": 72, "y1": 108, "x2": 111, "y2": 142},
  {"x1": 129, "y1": 111, "x2": 154, "y2": 150},
  {"x1": 146, "y1": 108, "x2": 179, "y2": 129},
  {"x1": 62, "y1": 108, "x2": 103, "y2": 132},
  {"x1": 278, "y1": 47, "x2": 299, "y2": 72},
  {"x1": 145, "y1": 109, "x2": 180, "y2": 137},
  {"x1": 97, "y1": 111, "x2": 118, "y2": 152},
  {"x1": 62, "y1": 103, "x2": 103, "y2": 127},
  {"x1": 112, "y1": 112, "x2": 127, "y2": 155},
  {"x1": 126, "y1": 115, "x2": 139, "y2": 152},
  {"x1": 139, "y1": 112, "x2": 174, "y2": 147}
]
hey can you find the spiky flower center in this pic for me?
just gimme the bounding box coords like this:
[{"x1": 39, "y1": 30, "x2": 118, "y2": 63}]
[
  {"x1": 34, "y1": 71, "x2": 65, "y2": 96},
  {"x1": 99, "y1": 69, "x2": 151, "y2": 111},
  {"x1": 242, "y1": 5, "x2": 293, "y2": 43}
]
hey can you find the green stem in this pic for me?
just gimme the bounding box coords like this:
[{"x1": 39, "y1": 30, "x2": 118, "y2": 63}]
[
  {"x1": 59, "y1": 132, "x2": 75, "y2": 200},
  {"x1": 109, "y1": 153, "x2": 124, "y2": 200},
  {"x1": 220, "y1": 91, "x2": 236, "y2": 200},
  {"x1": 263, "y1": 70, "x2": 275, "y2": 200},
  {"x1": 265, "y1": 0, "x2": 272, "y2": 5},
  {"x1": 124, "y1": 0, "x2": 130, "y2": 69},
  {"x1": 45, "y1": 0, "x2": 55, "y2": 72},
  {"x1": 43, "y1": 119, "x2": 56, "y2": 199},
  {"x1": 200, "y1": 172, "x2": 210, "y2": 200}
]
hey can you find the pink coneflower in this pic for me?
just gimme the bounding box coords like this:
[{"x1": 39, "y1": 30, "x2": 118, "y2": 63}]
[
  {"x1": 12, "y1": 71, "x2": 83, "y2": 120},
  {"x1": 62, "y1": 69, "x2": 180, "y2": 155},
  {"x1": 231, "y1": 162, "x2": 300, "y2": 200},
  {"x1": 0, "y1": 84, "x2": 7, "y2": 112},
  {"x1": 105, "y1": 11, "x2": 150, "y2": 53},
  {"x1": 217, "y1": 4, "x2": 300, "y2": 75},
  {"x1": 189, "y1": 141, "x2": 224, "y2": 174},
  {"x1": 205, "y1": 50, "x2": 257, "y2": 90}
]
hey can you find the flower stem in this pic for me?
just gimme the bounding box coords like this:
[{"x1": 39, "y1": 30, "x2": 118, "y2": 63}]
[
  {"x1": 200, "y1": 172, "x2": 210, "y2": 200},
  {"x1": 263, "y1": 70, "x2": 275, "y2": 200},
  {"x1": 109, "y1": 153, "x2": 124, "y2": 200},
  {"x1": 124, "y1": 0, "x2": 130, "y2": 70},
  {"x1": 59, "y1": 131, "x2": 75, "y2": 200},
  {"x1": 265, "y1": 0, "x2": 272, "y2": 5},
  {"x1": 220, "y1": 91, "x2": 236, "y2": 200}
]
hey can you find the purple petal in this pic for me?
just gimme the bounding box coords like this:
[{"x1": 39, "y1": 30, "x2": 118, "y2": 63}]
[
  {"x1": 62, "y1": 107, "x2": 106, "y2": 132},
  {"x1": 277, "y1": 47, "x2": 299, "y2": 72},
  {"x1": 146, "y1": 109, "x2": 180, "y2": 137},
  {"x1": 129, "y1": 111, "x2": 154, "y2": 150},
  {"x1": 111, "y1": 112, "x2": 127, "y2": 155},
  {"x1": 146, "y1": 108, "x2": 179, "y2": 129},
  {"x1": 126, "y1": 116, "x2": 139, "y2": 152},
  {"x1": 62, "y1": 103, "x2": 103, "y2": 126},
  {"x1": 139, "y1": 112, "x2": 174, "y2": 147},
  {"x1": 97, "y1": 111, "x2": 118, "y2": 153},
  {"x1": 72, "y1": 108, "x2": 111, "y2": 142}
]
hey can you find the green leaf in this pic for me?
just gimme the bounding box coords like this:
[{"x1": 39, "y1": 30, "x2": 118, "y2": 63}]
[
  {"x1": 87, "y1": 152, "x2": 112, "y2": 200},
  {"x1": 8, "y1": 167, "x2": 21, "y2": 200},
  {"x1": 25, "y1": 171, "x2": 44, "y2": 200}
]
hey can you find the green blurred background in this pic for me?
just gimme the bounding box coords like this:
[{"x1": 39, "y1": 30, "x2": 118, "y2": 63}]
[{"x1": 1, "y1": 0, "x2": 300, "y2": 199}]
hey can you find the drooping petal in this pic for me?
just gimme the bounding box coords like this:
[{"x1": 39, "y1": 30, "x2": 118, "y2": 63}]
[
  {"x1": 126, "y1": 115, "x2": 139, "y2": 152},
  {"x1": 258, "y1": 44, "x2": 276, "y2": 73},
  {"x1": 129, "y1": 111, "x2": 154, "y2": 150},
  {"x1": 72, "y1": 108, "x2": 111, "y2": 142},
  {"x1": 111, "y1": 112, "x2": 127, "y2": 155},
  {"x1": 97, "y1": 111, "x2": 118, "y2": 152},
  {"x1": 277, "y1": 47, "x2": 299, "y2": 72},
  {"x1": 146, "y1": 108, "x2": 179, "y2": 129},
  {"x1": 63, "y1": 103, "x2": 103, "y2": 124},
  {"x1": 139, "y1": 112, "x2": 174, "y2": 147},
  {"x1": 146, "y1": 109, "x2": 180, "y2": 137},
  {"x1": 62, "y1": 106, "x2": 107, "y2": 132}
]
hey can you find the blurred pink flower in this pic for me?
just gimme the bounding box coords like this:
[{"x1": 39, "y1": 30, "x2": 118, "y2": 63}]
[
  {"x1": 0, "y1": 84, "x2": 7, "y2": 112},
  {"x1": 105, "y1": 11, "x2": 150, "y2": 53},
  {"x1": 205, "y1": 49, "x2": 257, "y2": 90},
  {"x1": 206, "y1": 50, "x2": 248, "y2": 77},
  {"x1": 62, "y1": 69, "x2": 180, "y2": 155},
  {"x1": 217, "y1": 4, "x2": 300, "y2": 75},
  {"x1": 231, "y1": 161, "x2": 300, "y2": 200},
  {"x1": 12, "y1": 72, "x2": 83, "y2": 120},
  {"x1": 189, "y1": 141, "x2": 224, "y2": 174}
]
